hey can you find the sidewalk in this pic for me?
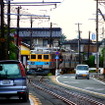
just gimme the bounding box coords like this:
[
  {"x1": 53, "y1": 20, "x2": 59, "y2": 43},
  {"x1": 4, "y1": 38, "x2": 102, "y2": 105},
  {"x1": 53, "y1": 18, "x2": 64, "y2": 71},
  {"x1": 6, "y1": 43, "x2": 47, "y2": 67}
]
[{"x1": 94, "y1": 74, "x2": 105, "y2": 82}]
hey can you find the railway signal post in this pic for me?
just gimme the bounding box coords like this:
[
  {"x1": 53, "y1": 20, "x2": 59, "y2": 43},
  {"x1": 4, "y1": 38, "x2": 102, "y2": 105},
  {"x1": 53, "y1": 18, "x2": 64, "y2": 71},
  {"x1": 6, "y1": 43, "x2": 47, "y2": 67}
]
[{"x1": 55, "y1": 52, "x2": 60, "y2": 76}]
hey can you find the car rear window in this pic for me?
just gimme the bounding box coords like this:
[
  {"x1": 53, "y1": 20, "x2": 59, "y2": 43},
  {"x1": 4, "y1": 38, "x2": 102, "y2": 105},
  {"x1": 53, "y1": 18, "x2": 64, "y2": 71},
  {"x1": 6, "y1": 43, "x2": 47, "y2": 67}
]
[
  {"x1": 76, "y1": 66, "x2": 88, "y2": 70},
  {"x1": 0, "y1": 64, "x2": 21, "y2": 78}
]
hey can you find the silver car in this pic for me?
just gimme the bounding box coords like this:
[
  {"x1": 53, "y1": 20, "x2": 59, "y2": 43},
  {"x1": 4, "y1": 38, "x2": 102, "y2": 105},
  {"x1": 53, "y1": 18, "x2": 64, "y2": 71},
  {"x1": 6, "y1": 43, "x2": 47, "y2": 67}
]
[
  {"x1": 75, "y1": 64, "x2": 90, "y2": 79},
  {"x1": 0, "y1": 60, "x2": 29, "y2": 102}
]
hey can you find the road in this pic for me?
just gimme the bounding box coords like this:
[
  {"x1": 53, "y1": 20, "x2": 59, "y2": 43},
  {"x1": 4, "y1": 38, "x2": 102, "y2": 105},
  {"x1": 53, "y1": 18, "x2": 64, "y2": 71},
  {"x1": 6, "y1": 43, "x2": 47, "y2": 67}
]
[
  {"x1": 0, "y1": 74, "x2": 105, "y2": 104},
  {"x1": 56, "y1": 74, "x2": 105, "y2": 97},
  {"x1": 0, "y1": 98, "x2": 30, "y2": 105}
]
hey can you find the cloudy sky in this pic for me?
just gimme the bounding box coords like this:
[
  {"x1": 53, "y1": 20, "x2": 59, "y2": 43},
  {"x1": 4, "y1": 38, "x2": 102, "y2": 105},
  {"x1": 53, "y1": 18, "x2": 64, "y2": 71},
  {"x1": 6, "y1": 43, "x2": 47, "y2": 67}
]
[{"x1": 8, "y1": 0, "x2": 97, "y2": 39}]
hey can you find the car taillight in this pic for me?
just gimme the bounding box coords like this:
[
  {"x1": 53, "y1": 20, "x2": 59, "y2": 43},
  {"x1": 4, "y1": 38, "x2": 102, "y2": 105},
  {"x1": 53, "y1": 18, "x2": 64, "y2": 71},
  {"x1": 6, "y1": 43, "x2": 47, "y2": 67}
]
[{"x1": 19, "y1": 63, "x2": 26, "y2": 77}]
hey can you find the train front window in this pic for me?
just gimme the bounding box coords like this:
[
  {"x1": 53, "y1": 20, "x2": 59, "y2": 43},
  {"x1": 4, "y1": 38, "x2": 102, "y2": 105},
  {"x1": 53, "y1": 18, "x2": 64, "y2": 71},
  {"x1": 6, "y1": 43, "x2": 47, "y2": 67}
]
[
  {"x1": 38, "y1": 55, "x2": 42, "y2": 59},
  {"x1": 31, "y1": 55, "x2": 36, "y2": 59},
  {"x1": 44, "y1": 55, "x2": 49, "y2": 59}
]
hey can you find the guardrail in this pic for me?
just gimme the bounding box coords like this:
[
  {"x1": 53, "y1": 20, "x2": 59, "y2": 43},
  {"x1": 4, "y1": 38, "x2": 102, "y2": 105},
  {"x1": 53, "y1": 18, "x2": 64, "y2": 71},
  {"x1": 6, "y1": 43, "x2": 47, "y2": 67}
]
[{"x1": 89, "y1": 68, "x2": 104, "y2": 74}]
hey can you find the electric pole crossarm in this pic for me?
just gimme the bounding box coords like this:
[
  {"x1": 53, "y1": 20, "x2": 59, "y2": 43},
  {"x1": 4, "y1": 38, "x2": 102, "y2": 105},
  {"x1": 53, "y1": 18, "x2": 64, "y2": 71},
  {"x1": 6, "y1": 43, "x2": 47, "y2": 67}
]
[
  {"x1": 98, "y1": 9, "x2": 105, "y2": 21},
  {"x1": 4, "y1": 2, "x2": 61, "y2": 4}
]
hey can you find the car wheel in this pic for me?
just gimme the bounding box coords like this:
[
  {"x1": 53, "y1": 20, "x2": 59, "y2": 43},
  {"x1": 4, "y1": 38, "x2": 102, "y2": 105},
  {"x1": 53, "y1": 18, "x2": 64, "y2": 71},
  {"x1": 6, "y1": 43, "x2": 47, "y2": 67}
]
[
  {"x1": 75, "y1": 76, "x2": 77, "y2": 79},
  {"x1": 87, "y1": 77, "x2": 90, "y2": 80},
  {"x1": 22, "y1": 93, "x2": 29, "y2": 102}
]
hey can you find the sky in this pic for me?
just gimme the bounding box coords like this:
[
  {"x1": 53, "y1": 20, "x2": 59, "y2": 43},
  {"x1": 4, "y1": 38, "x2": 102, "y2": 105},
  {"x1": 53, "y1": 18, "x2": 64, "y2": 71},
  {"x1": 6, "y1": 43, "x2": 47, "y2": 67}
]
[{"x1": 7, "y1": 0, "x2": 98, "y2": 40}]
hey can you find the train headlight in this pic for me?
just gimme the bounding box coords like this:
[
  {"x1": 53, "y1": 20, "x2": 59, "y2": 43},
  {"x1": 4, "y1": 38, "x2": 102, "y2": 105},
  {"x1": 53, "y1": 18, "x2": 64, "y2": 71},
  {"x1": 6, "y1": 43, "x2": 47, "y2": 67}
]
[
  {"x1": 45, "y1": 62, "x2": 49, "y2": 65},
  {"x1": 31, "y1": 62, "x2": 34, "y2": 64}
]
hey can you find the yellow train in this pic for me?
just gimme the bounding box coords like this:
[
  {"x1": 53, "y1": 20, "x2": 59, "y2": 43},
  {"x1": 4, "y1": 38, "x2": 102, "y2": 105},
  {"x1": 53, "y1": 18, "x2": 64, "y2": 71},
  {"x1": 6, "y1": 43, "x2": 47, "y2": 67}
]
[{"x1": 27, "y1": 47, "x2": 79, "y2": 75}]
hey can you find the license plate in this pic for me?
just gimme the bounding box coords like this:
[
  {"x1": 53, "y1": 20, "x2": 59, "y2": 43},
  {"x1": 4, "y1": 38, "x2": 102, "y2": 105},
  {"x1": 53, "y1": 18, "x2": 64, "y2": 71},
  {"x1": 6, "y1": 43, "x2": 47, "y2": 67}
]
[
  {"x1": 82, "y1": 74, "x2": 86, "y2": 76},
  {"x1": 0, "y1": 80, "x2": 13, "y2": 85}
]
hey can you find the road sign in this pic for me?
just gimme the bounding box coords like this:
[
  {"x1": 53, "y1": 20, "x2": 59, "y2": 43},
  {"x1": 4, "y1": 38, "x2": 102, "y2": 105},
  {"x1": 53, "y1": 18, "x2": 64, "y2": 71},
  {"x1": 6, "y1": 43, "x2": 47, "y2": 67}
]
[
  {"x1": 55, "y1": 55, "x2": 59, "y2": 59},
  {"x1": 91, "y1": 33, "x2": 96, "y2": 40},
  {"x1": 55, "y1": 51, "x2": 59, "y2": 55}
]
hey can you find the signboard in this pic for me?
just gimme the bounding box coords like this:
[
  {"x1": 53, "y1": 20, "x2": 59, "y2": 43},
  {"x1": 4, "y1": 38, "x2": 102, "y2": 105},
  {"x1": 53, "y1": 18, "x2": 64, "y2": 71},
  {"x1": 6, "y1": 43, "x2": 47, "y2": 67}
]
[
  {"x1": 91, "y1": 33, "x2": 96, "y2": 41},
  {"x1": 55, "y1": 55, "x2": 59, "y2": 59},
  {"x1": 55, "y1": 51, "x2": 59, "y2": 55}
]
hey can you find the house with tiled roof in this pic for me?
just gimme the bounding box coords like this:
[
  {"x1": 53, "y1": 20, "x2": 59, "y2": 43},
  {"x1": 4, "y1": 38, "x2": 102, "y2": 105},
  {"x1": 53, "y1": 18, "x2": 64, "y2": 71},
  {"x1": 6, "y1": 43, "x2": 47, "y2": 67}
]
[
  {"x1": 62, "y1": 38, "x2": 100, "y2": 62},
  {"x1": 10, "y1": 27, "x2": 62, "y2": 66},
  {"x1": 11, "y1": 27, "x2": 62, "y2": 49}
]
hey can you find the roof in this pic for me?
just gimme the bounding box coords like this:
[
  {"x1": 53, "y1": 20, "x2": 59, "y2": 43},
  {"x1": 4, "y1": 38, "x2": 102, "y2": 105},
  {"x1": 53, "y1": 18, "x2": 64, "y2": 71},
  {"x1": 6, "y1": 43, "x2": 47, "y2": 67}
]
[
  {"x1": 21, "y1": 42, "x2": 30, "y2": 48},
  {"x1": 10, "y1": 27, "x2": 62, "y2": 38},
  {"x1": 63, "y1": 39, "x2": 96, "y2": 45},
  {"x1": 0, "y1": 60, "x2": 20, "y2": 63},
  {"x1": 20, "y1": 42, "x2": 30, "y2": 55}
]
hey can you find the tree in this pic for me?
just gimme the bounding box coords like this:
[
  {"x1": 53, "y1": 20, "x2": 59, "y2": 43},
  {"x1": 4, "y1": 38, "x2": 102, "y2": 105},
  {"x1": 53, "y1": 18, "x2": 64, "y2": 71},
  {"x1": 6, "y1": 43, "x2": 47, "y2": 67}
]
[
  {"x1": 99, "y1": 47, "x2": 105, "y2": 67},
  {"x1": 59, "y1": 34, "x2": 66, "y2": 46},
  {"x1": 86, "y1": 55, "x2": 95, "y2": 67},
  {"x1": 0, "y1": 26, "x2": 17, "y2": 60},
  {"x1": 9, "y1": 41, "x2": 17, "y2": 60}
]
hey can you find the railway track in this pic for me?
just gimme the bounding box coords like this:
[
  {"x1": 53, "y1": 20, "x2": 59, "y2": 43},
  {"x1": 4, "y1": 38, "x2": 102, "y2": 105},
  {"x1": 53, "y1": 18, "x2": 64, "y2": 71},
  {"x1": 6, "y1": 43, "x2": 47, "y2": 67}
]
[{"x1": 28, "y1": 76, "x2": 105, "y2": 105}]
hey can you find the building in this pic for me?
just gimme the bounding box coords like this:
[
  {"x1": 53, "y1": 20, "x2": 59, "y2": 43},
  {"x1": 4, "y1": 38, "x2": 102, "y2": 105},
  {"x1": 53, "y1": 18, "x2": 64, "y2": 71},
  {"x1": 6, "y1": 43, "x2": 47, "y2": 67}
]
[
  {"x1": 20, "y1": 42, "x2": 30, "y2": 67},
  {"x1": 10, "y1": 27, "x2": 62, "y2": 65},
  {"x1": 62, "y1": 39, "x2": 99, "y2": 62},
  {"x1": 11, "y1": 27, "x2": 62, "y2": 49}
]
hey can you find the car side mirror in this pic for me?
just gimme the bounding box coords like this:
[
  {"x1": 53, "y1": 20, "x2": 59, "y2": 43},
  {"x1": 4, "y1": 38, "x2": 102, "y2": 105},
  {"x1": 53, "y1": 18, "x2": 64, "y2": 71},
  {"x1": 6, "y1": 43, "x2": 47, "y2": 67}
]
[{"x1": 0, "y1": 66, "x2": 3, "y2": 71}]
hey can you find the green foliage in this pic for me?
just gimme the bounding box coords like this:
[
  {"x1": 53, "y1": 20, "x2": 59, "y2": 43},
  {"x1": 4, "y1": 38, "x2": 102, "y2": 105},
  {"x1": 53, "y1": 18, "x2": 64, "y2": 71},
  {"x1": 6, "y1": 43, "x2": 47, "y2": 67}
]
[
  {"x1": 60, "y1": 34, "x2": 66, "y2": 43},
  {"x1": 0, "y1": 26, "x2": 17, "y2": 60},
  {"x1": 101, "y1": 47, "x2": 105, "y2": 57},
  {"x1": 99, "y1": 47, "x2": 105, "y2": 67},
  {"x1": 9, "y1": 41, "x2": 17, "y2": 60},
  {"x1": 86, "y1": 55, "x2": 95, "y2": 67},
  {"x1": 99, "y1": 56, "x2": 103, "y2": 67}
]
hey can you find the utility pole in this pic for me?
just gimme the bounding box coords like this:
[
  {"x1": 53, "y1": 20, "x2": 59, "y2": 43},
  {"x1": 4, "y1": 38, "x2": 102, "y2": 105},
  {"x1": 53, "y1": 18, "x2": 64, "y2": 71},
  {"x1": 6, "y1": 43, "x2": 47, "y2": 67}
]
[
  {"x1": 75, "y1": 23, "x2": 82, "y2": 64},
  {"x1": 30, "y1": 16, "x2": 33, "y2": 50},
  {"x1": 96, "y1": 0, "x2": 99, "y2": 73},
  {"x1": 102, "y1": 27, "x2": 105, "y2": 78},
  {"x1": 88, "y1": 31, "x2": 91, "y2": 60},
  {"x1": 0, "y1": 0, "x2": 5, "y2": 60},
  {"x1": 49, "y1": 22, "x2": 52, "y2": 48},
  {"x1": 16, "y1": 6, "x2": 21, "y2": 60},
  {"x1": 104, "y1": 35, "x2": 105, "y2": 78},
  {"x1": 7, "y1": 0, "x2": 11, "y2": 59}
]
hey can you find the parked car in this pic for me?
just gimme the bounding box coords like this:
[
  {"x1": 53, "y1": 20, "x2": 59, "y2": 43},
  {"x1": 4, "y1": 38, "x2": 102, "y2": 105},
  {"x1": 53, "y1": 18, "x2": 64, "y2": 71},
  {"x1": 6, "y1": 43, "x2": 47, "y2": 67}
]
[
  {"x1": 0, "y1": 60, "x2": 29, "y2": 102},
  {"x1": 75, "y1": 64, "x2": 90, "y2": 79}
]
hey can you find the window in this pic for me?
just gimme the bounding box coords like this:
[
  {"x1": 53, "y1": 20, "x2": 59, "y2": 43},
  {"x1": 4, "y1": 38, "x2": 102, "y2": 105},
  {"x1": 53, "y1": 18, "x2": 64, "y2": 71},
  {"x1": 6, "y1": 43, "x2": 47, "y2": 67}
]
[
  {"x1": 0, "y1": 64, "x2": 21, "y2": 78},
  {"x1": 31, "y1": 55, "x2": 36, "y2": 59},
  {"x1": 77, "y1": 66, "x2": 88, "y2": 70},
  {"x1": 43, "y1": 39, "x2": 48, "y2": 46},
  {"x1": 38, "y1": 55, "x2": 42, "y2": 59},
  {"x1": 44, "y1": 55, "x2": 49, "y2": 59}
]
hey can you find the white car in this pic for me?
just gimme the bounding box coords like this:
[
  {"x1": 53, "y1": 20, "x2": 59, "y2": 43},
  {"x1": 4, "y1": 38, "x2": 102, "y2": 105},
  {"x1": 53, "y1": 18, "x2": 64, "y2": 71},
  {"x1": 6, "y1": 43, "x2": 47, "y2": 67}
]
[{"x1": 75, "y1": 64, "x2": 90, "y2": 79}]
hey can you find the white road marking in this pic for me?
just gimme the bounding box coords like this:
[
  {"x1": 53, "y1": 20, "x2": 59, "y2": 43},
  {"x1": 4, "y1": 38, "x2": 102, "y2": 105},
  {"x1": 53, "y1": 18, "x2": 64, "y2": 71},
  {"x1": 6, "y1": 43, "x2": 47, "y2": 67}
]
[
  {"x1": 92, "y1": 77, "x2": 105, "y2": 85},
  {"x1": 56, "y1": 76, "x2": 105, "y2": 97},
  {"x1": 29, "y1": 97, "x2": 34, "y2": 105},
  {"x1": 62, "y1": 76, "x2": 68, "y2": 78},
  {"x1": 84, "y1": 87, "x2": 105, "y2": 91}
]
